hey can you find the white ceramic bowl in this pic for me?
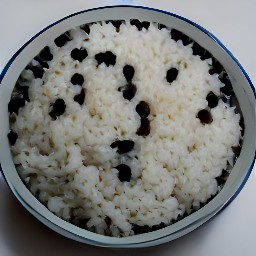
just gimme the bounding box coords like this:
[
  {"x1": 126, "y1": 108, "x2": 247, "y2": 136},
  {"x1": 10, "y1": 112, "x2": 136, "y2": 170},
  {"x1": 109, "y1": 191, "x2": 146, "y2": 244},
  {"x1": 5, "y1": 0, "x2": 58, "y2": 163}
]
[{"x1": 0, "y1": 5, "x2": 255, "y2": 248}]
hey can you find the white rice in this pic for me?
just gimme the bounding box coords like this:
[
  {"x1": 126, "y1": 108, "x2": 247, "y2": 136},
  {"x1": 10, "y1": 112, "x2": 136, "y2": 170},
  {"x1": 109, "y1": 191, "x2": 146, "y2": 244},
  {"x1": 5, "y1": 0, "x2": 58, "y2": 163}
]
[{"x1": 10, "y1": 21, "x2": 241, "y2": 236}]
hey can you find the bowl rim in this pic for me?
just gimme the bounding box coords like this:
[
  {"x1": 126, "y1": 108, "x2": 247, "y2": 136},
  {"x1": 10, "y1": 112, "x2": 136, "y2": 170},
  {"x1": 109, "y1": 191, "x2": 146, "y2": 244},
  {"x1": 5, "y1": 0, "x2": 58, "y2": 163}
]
[{"x1": 0, "y1": 4, "x2": 255, "y2": 247}]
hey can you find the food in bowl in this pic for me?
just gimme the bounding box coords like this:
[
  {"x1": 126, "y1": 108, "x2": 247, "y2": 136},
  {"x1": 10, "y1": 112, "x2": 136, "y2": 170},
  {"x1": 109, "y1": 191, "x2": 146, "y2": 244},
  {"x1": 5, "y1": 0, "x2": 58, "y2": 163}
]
[{"x1": 7, "y1": 20, "x2": 243, "y2": 237}]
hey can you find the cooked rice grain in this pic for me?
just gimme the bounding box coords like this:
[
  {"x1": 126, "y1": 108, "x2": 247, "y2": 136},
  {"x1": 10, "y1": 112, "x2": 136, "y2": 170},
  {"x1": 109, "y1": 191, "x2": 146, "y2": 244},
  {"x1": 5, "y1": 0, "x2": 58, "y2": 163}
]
[{"x1": 9, "y1": 21, "x2": 242, "y2": 237}]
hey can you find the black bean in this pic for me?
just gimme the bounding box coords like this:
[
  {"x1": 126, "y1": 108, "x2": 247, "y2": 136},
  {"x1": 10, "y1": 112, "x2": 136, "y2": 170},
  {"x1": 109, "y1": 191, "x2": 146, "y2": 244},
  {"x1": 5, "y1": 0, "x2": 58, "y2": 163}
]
[
  {"x1": 27, "y1": 65, "x2": 44, "y2": 79},
  {"x1": 94, "y1": 52, "x2": 104, "y2": 65},
  {"x1": 136, "y1": 101, "x2": 150, "y2": 118},
  {"x1": 141, "y1": 21, "x2": 150, "y2": 29},
  {"x1": 132, "y1": 224, "x2": 151, "y2": 234},
  {"x1": 105, "y1": 216, "x2": 112, "y2": 226},
  {"x1": 32, "y1": 66, "x2": 44, "y2": 78},
  {"x1": 201, "y1": 50, "x2": 212, "y2": 61},
  {"x1": 230, "y1": 95, "x2": 242, "y2": 114},
  {"x1": 171, "y1": 29, "x2": 182, "y2": 41},
  {"x1": 166, "y1": 68, "x2": 179, "y2": 84},
  {"x1": 118, "y1": 82, "x2": 137, "y2": 100},
  {"x1": 95, "y1": 51, "x2": 116, "y2": 66},
  {"x1": 239, "y1": 117, "x2": 245, "y2": 137},
  {"x1": 216, "y1": 169, "x2": 229, "y2": 187},
  {"x1": 7, "y1": 131, "x2": 18, "y2": 145},
  {"x1": 192, "y1": 42, "x2": 205, "y2": 57},
  {"x1": 197, "y1": 109, "x2": 213, "y2": 124},
  {"x1": 49, "y1": 98, "x2": 66, "y2": 119},
  {"x1": 123, "y1": 65, "x2": 135, "y2": 81},
  {"x1": 74, "y1": 88, "x2": 85, "y2": 105},
  {"x1": 71, "y1": 73, "x2": 84, "y2": 86},
  {"x1": 21, "y1": 90, "x2": 30, "y2": 102},
  {"x1": 71, "y1": 48, "x2": 88, "y2": 62},
  {"x1": 209, "y1": 58, "x2": 223, "y2": 75},
  {"x1": 107, "y1": 20, "x2": 123, "y2": 31},
  {"x1": 111, "y1": 20, "x2": 123, "y2": 28},
  {"x1": 15, "y1": 81, "x2": 29, "y2": 92},
  {"x1": 220, "y1": 84, "x2": 233, "y2": 96},
  {"x1": 136, "y1": 118, "x2": 151, "y2": 136},
  {"x1": 221, "y1": 95, "x2": 228, "y2": 103},
  {"x1": 110, "y1": 141, "x2": 119, "y2": 148},
  {"x1": 110, "y1": 140, "x2": 134, "y2": 154},
  {"x1": 39, "y1": 46, "x2": 53, "y2": 61},
  {"x1": 150, "y1": 222, "x2": 166, "y2": 232},
  {"x1": 192, "y1": 42, "x2": 212, "y2": 60},
  {"x1": 171, "y1": 29, "x2": 191, "y2": 46},
  {"x1": 53, "y1": 99, "x2": 66, "y2": 116},
  {"x1": 81, "y1": 24, "x2": 90, "y2": 35},
  {"x1": 105, "y1": 51, "x2": 116, "y2": 66},
  {"x1": 130, "y1": 20, "x2": 151, "y2": 31},
  {"x1": 215, "y1": 176, "x2": 226, "y2": 187},
  {"x1": 54, "y1": 32, "x2": 71, "y2": 47},
  {"x1": 115, "y1": 164, "x2": 132, "y2": 182},
  {"x1": 34, "y1": 57, "x2": 49, "y2": 69},
  {"x1": 78, "y1": 218, "x2": 90, "y2": 228},
  {"x1": 14, "y1": 86, "x2": 29, "y2": 103},
  {"x1": 116, "y1": 140, "x2": 134, "y2": 154},
  {"x1": 41, "y1": 61, "x2": 49, "y2": 69},
  {"x1": 8, "y1": 98, "x2": 25, "y2": 114},
  {"x1": 219, "y1": 72, "x2": 233, "y2": 96},
  {"x1": 159, "y1": 24, "x2": 167, "y2": 30},
  {"x1": 232, "y1": 145, "x2": 242, "y2": 158},
  {"x1": 206, "y1": 92, "x2": 219, "y2": 108},
  {"x1": 49, "y1": 110, "x2": 57, "y2": 120},
  {"x1": 130, "y1": 19, "x2": 142, "y2": 31}
]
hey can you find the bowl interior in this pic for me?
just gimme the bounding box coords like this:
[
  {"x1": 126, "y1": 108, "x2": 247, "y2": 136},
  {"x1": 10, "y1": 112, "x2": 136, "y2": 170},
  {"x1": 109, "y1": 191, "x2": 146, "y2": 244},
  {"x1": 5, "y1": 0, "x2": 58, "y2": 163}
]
[{"x1": 0, "y1": 6, "x2": 255, "y2": 247}]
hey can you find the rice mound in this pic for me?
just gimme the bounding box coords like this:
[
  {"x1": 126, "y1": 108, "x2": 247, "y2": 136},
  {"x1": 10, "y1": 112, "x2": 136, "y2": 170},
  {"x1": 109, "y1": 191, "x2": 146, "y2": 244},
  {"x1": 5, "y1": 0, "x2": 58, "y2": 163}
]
[{"x1": 9, "y1": 21, "x2": 241, "y2": 237}]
